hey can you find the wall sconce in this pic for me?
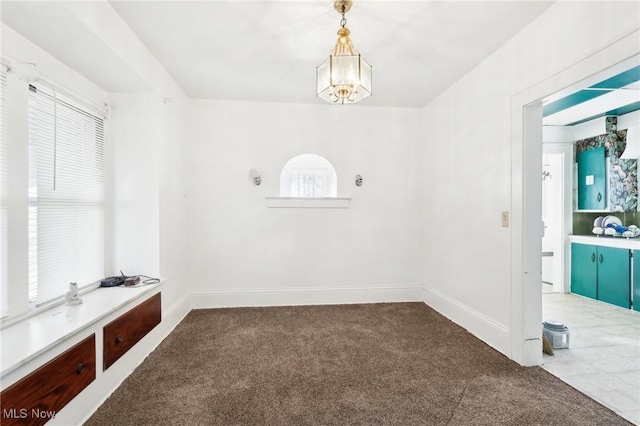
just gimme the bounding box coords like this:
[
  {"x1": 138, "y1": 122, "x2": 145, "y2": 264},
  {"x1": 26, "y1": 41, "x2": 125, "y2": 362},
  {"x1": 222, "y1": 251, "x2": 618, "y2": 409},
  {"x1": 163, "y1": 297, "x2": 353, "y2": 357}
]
[
  {"x1": 355, "y1": 174, "x2": 363, "y2": 186},
  {"x1": 249, "y1": 168, "x2": 262, "y2": 185}
]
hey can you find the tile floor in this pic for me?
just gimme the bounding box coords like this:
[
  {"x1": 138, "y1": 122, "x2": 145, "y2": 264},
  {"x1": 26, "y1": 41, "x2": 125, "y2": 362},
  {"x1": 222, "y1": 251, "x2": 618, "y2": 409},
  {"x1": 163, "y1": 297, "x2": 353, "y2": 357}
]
[{"x1": 542, "y1": 291, "x2": 640, "y2": 424}]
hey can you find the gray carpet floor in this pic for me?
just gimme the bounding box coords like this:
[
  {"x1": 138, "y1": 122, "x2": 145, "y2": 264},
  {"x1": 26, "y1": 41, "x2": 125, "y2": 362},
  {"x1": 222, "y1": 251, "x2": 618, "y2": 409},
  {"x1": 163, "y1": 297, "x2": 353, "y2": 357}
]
[{"x1": 85, "y1": 303, "x2": 630, "y2": 425}]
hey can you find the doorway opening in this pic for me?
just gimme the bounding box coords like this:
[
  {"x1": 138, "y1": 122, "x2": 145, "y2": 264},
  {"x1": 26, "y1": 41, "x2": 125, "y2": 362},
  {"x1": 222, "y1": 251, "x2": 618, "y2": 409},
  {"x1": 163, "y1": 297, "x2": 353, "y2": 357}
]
[
  {"x1": 511, "y1": 30, "x2": 638, "y2": 352},
  {"x1": 541, "y1": 151, "x2": 565, "y2": 294},
  {"x1": 538, "y1": 53, "x2": 640, "y2": 302},
  {"x1": 523, "y1": 53, "x2": 640, "y2": 423}
]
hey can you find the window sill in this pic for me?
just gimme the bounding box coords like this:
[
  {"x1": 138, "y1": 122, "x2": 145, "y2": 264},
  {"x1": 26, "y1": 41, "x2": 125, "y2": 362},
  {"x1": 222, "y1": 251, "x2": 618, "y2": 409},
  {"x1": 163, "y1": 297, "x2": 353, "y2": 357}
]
[
  {"x1": 266, "y1": 197, "x2": 351, "y2": 208},
  {"x1": 0, "y1": 281, "x2": 162, "y2": 377}
]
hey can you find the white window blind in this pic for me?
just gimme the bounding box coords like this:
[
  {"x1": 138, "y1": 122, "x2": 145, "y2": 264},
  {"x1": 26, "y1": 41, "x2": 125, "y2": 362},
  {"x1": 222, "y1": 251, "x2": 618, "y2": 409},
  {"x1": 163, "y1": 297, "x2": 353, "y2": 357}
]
[
  {"x1": 0, "y1": 68, "x2": 8, "y2": 317},
  {"x1": 28, "y1": 84, "x2": 104, "y2": 306}
]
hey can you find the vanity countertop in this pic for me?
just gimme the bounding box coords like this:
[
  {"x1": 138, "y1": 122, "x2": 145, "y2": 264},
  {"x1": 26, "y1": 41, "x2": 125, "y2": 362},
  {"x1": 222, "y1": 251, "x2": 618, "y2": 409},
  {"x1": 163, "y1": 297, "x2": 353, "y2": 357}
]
[{"x1": 569, "y1": 235, "x2": 640, "y2": 250}]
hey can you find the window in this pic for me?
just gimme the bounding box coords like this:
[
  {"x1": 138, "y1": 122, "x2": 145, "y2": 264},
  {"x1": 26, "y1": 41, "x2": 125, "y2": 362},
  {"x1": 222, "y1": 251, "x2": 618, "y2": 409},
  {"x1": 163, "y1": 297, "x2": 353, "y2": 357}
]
[
  {"x1": 280, "y1": 154, "x2": 337, "y2": 198},
  {"x1": 28, "y1": 84, "x2": 105, "y2": 306},
  {"x1": 0, "y1": 68, "x2": 8, "y2": 317}
]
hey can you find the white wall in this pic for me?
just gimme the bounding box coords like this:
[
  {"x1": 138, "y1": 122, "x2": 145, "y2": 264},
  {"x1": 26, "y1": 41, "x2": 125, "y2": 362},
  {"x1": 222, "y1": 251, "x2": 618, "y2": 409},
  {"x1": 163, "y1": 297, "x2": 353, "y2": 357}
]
[
  {"x1": 107, "y1": 96, "x2": 189, "y2": 315},
  {"x1": 107, "y1": 94, "x2": 161, "y2": 278},
  {"x1": 159, "y1": 97, "x2": 189, "y2": 310},
  {"x1": 82, "y1": 0, "x2": 191, "y2": 314},
  {"x1": 419, "y1": 1, "x2": 640, "y2": 362},
  {"x1": 185, "y1": 101, "x2": 423, "y2": 305}
]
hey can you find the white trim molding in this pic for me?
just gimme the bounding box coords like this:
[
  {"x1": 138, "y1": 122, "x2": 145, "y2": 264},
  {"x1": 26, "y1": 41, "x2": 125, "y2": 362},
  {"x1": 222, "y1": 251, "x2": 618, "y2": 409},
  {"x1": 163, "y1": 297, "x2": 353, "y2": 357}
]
[
  {"x1": 190, "y1": 285, "x2": 423, "y2": 309},
  {"x1": 266, "y1": 197, "x2": 351, "y2": 209},
  {"x1": 422, "y1": 286, "x2": 510, "y2": 356}
]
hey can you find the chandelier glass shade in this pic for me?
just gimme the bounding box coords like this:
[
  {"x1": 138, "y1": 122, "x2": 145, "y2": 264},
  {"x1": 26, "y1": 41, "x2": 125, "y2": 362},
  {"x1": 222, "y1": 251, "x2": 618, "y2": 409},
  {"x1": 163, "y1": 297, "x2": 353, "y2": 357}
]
[{"x1": 316, "y1": 1, "x2": 372, "y2": 104}]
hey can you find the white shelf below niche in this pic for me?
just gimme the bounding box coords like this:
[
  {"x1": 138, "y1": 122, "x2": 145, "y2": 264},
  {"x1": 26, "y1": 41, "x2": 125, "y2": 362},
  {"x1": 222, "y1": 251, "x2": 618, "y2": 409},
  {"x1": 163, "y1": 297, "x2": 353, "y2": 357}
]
[{"x1": 266, "y1": 197, "x2": 351, "y2": 208}]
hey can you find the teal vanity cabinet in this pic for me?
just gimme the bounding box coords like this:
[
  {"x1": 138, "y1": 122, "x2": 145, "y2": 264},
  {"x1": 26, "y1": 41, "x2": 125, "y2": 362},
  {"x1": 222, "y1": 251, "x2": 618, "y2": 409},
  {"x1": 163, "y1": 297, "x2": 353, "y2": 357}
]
[
  {"x1": 571, "y1": 242, "x2": 630, "y2": 309},
  {"x1": 634, "y1": 250, "x2": 640, "y2": 312},
  {"x1": 571, "y1": 243, "x2": 597, "y2": 299},
  {"x1": 577, "y1": 147, "x2": 607, "y2": 210}
]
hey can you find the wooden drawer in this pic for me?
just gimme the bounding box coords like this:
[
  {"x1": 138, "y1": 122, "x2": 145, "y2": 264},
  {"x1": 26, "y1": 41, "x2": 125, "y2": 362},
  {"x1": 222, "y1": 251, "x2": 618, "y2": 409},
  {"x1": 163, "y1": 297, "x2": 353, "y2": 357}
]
[
  {"x1": 0, "y1": 334, "x2": 96, "y2": 426},
  {"x1": 103, "y1": 292, "x2": 161, "y2": 370}
]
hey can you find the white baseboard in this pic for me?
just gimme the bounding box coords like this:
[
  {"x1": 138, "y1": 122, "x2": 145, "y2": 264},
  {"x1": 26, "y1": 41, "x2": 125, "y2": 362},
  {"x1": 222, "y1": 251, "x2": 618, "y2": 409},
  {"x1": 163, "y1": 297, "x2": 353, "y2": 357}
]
[
  {"x1": 523, "y1": 337, "x2": 543, "y2": 367},
  {"x1": 162, "y1": 292, "x2": 193, "y2": 331},
  {"x1": 191, "y1": 285, "x2": 424, "y2": 309},
  {"x1": 422, "y1": 286, "x2": 510, "y2": 357}
]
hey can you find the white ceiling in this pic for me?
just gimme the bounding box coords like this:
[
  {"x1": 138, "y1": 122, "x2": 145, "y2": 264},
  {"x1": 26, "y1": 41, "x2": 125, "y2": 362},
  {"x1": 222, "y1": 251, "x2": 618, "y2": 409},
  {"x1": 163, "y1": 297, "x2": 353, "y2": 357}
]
[
  {"x1": 0, "y1": 1, "x2": 152, "y2": 93},
  {"x1": 1, "y1": 1, "x2": 556, "y2": 108}
]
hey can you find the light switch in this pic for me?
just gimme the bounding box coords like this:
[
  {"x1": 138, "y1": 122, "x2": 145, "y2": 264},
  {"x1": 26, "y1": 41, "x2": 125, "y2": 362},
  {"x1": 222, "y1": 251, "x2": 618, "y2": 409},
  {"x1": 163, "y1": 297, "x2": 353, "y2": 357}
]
[{"x1": 501, "y1": 211, "x2": 509, "y2": 228}]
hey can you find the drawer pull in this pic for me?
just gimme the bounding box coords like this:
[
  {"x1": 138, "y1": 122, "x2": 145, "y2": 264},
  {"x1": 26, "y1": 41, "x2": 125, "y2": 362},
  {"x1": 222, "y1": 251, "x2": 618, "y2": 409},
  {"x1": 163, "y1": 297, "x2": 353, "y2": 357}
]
[
  {"x1": 75, "y1": 363, "x2": 84, "y2": 375},
  {"x1": 116, "y1": 335, "x2": 124, "y2": 344}
]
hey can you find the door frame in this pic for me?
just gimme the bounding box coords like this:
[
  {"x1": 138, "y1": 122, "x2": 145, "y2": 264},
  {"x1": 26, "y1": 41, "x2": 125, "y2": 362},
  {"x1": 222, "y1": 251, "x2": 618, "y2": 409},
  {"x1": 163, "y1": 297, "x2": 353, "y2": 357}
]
[{"x1": 509, "y1": 30, "x2": 639, "y2": 366}]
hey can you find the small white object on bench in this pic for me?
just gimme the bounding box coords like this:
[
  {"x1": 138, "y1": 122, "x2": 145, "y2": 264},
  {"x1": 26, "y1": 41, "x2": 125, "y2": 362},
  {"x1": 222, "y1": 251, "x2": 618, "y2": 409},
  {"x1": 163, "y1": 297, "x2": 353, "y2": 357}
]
[{"x1": 65, "y1": 282, "x2": 83, "y2": 305}]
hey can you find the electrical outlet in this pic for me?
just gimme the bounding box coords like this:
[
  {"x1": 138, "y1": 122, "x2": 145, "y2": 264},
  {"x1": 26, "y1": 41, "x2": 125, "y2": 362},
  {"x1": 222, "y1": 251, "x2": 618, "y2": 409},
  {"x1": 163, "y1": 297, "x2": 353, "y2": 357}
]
[{"x1": 501, "y1": 211, "x2": 509, "y2": 227}]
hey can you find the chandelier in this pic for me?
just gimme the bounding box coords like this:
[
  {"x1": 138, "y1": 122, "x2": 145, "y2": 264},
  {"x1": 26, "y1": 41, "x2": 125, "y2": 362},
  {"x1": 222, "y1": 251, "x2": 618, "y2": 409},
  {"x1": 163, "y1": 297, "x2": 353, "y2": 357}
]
[{"x1": 316, "y1": 0, "x2": 372, "y2": 104}]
